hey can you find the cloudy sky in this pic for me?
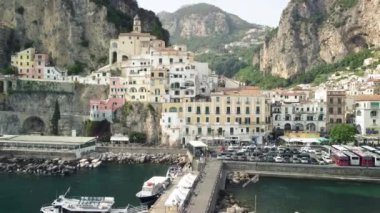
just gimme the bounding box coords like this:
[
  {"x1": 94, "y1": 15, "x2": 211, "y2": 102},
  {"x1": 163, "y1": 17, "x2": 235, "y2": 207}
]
[{"x1": 138, "y1": 0, "x2": 289, "y2": 27}]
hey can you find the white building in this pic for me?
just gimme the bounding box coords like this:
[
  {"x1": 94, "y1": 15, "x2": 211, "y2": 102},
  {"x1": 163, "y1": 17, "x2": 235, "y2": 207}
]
[
  {"x1": 272, "y1": 100, "x2": 326, "y2": 133},
  {"x1": 354, "y1": 95, "x2": 380, "y2": 135}
]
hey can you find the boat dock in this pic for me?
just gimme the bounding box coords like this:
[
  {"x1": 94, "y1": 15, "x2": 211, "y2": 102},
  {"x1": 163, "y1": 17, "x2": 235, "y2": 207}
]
[
  {"x1": 149, "y1": 159, "x2": 224, "y2": 213},
  {"x1": 149, "y1": 171, "x2": 187, "y2": 213},
  {"x1": 186, "y1": 160, "x2": 224, "y2": 213}
]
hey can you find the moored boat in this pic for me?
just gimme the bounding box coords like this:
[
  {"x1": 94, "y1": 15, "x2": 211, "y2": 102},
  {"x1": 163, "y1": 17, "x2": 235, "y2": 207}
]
[
  {"x1": 41, "y1": 188, "x2": 147, "y2": 213},
  {"x1": 135, "y1": 176, "x2": 170, "y2": 206}
]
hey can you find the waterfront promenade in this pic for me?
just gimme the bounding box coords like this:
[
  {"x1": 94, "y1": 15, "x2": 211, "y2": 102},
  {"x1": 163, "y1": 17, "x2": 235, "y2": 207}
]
[{"x1": 186, "y1": 160, "x2": 223, "y2": 213}]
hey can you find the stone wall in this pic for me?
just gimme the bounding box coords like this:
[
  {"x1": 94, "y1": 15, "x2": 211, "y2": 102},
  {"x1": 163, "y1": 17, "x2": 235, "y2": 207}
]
[
  {"x1": 0, "y1": 82, "x2": 108, "y2": 135},
  {"x1": 96, "y1": 146, "x2": 186, "y2": 155},
  {"x1": 224, "y1": 161, "x2": 380, "y2": 180}
]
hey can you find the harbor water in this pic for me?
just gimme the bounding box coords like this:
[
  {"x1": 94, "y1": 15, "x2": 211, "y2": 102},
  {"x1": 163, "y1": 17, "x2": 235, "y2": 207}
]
[
  {"x1": 227, "y1": 177, "x2": 380, "y2": 213},
  {"x1": 2, "y1": 164, "x2": 380, "y2": 213},
  {"x1": 0, "y1": 164, "x2": 167, "y2": 213}
]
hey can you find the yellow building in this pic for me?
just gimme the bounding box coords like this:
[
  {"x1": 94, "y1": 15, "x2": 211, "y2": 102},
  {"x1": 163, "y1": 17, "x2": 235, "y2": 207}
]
[
  {"x1": 160, "y1": 87, "x2": 271, "y2": 146},
  {"x1": 11, "y1": 47, "x2": 35, "y2": 71},
  {"x1": 108, "y1": 15, "x2": 165, "y2": 65}
]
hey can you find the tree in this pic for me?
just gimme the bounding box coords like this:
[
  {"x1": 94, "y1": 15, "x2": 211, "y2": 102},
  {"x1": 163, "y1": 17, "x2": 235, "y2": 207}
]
[
  {"x1": 51, "y1": 100, "x2": 61, "y2": 135},
  {"x1": 129, "y1": 131, "x2": 147, "y2": 143},
  {"x1": 329, "y1": 124, "x2": 356, "y2": 144}
]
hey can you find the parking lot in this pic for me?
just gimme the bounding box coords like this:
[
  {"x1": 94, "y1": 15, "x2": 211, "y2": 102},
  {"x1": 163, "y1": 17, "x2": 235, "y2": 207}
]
[{"x1": 215, "y1": 145, "x2": 333, "y2": 165}]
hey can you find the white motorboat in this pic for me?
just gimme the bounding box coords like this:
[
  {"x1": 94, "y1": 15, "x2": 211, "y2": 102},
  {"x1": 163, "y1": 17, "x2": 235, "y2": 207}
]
[{"x1": 41, "y1": 188, "x2": 148, "y2": 213}]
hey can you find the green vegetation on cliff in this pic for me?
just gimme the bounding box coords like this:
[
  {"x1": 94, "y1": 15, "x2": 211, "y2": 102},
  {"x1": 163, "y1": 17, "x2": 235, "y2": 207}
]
[
  {"x1": 236, "y1": 48, "x2": 374, "y2": 89},
  {"x1": 84, "y1": 120, "x2": 111, "y2": 142}
]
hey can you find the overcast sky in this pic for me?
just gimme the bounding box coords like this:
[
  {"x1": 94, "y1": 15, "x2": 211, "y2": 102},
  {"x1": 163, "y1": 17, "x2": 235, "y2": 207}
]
[{"x1": 138, "y1": 0, "x2": 289, "y2": 27}]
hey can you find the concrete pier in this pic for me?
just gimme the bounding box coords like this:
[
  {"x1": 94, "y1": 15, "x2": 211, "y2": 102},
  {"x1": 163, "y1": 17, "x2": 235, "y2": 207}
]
[{"x1": 186, "y1": 160, "x2": 224, "y2": 213}]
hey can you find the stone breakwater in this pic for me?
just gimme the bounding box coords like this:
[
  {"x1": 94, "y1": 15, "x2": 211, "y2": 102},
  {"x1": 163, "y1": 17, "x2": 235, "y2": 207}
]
[
  {"x1": 95, "y1": 152, "x2": 188, "y2": 165},
  {"x1": 0, "y1": 152, "x2": 188, "y2": 176},
  {"x1": 216, "y1": 190, "x2": 250, "y2": 213},
  {"x1": 0, "y1": 157, "x2": 77, "y2": 176}
]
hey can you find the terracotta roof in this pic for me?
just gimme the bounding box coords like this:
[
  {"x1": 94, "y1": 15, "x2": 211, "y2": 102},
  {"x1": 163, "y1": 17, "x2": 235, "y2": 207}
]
[
  {"x1": 219, "y1": 86, "x2": 262, "y2": 96},
  {"x1": 353, "y1": 95, "x2": 380, "y2": 101}
]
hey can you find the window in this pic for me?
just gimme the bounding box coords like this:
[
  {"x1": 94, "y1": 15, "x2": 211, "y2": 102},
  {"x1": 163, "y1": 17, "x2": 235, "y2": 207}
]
[
  {"x1": 188, "y1": 107, "x2": 192, "y2": 113},
  {"x1": 256, "y1": 106, "x2": 260, "y2": 114},
  {"x1": 168, "y1": 117, "x2": 171, "y2": 123},
  {"x1": 187, "y1": 117, "x2": 191, "y2": 124},
  {"x1": 186, "y1": 128, "x2": 189, "y2": 134},
  {"x1": 246, "y1": 107, "x2": 250, "y2": 114},
  {"x1": 216, "y1": 117, "x2": 220, "y2": 123},
  {"x1": 206, "y1": 117, "x2": 209, "y2": 123},
  {"x1": 256, "y1": 127, "x2": 260, "y2": 133},
  {"x1": 227, "y1": 117, "x2": 230, "y2": 123},
  {"x1": 338, "y1": 98, "x2": 342, "y2": 104},
  {"x1": 216, "y1": 107, "x2": 220, "y2": 115},
  {"x1": 197, "y1": 117, "x2": 200, "y2": 123},
  {"x1": 337, "y1": 107, "x2": 342, "y2": 115},
  {"x1": 307, "y1": 116, "x2": 313, "y2": 121},
  {"x1": 329, "y1": 107, "x2": 333, "y2": 114},
  {"x1": 159, "y1": 58, "x2": 162, "y2": 65},
  {"x1": 216, "y1": 97, "x2": 220, "y2": 102},
  {"x1": 205, "y1": 106, "x2": 210, "y2": 115},
  {"x1": 196, "y1": 106, "x2": 201, "y2": 114},
  {"x1": 235, "y1": 117, "x2": 242, "y2": 124},
  {"x1": 236, "y1": 107, "x2": 241, "y2": 115},
  {"x1": 245, "y1": 117, "x2": 251, "y2": 124},
  {"x1": 373, "y1": 119, "x2": 377, "y2": 125},
  {"x1": 329, "y1": 98, "x2": 333, "y2": 104},
  {"x1": 227, "y1": 97, "x2": 231, "y2": 104},
  {"x1": 320, "y1": 108, "x2": 323, "y2": 112},
  {"x1": 226, "y1": 107, "x2": 230, "y2": 114},
  {"x1": 207, "y1": 128, "x2": 212, "y2": 135},
  {"x1": 198, "y1": 128, "x2": 202, "y2": 135},
  {"x1": 169, "y1": 58, "x2": 173, "y2": 64},
  {"x1": 256, "y1": 117, "x2": 260, "y2": 124},
  {"x1": 371, "y1": 111, "x2": 377, "y2": 117},
  {"x1": 330, "y1": 118, "x2": 334, "y2": 123}
]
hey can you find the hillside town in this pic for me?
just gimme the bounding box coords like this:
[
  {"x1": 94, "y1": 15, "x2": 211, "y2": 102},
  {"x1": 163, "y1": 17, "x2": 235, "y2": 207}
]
[
  {"x1": 1, "y1": 1, "x2": 380, "y2": 213},
  {"x1": 5, "y1": 15, "x2": 380, "y2": 148}
]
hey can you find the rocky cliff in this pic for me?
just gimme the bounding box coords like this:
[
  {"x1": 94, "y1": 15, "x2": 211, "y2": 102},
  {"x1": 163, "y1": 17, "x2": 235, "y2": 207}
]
[
  {"x1": 0, "y1": 0, "x2": 169, "y2": 71},
  {"x1": 158, "y1": 3, "x2": 267, "y2": 51},
  {"x1": 254, "y1": 0, "x2": 380, "y2": 79},
  {"x1": 112, "y1": 102, "x2": 161, "y2": 144}
]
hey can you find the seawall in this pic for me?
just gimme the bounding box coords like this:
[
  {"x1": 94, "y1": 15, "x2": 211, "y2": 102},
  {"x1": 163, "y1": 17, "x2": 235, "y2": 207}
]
[
  {"x1": 224, "y1": 161, "x2": 380, "y2": 183},
  {"x1": 96, "y1": 146, "x2": 187, "y2": 155}
]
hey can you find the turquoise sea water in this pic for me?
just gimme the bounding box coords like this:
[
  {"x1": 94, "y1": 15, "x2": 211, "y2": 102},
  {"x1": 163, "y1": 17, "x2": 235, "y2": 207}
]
[
  {"x1": 227, "y1": 177, "x2": 380, "y2": 213},
  {"x1": 0, "y1": 164, "x2": 167, "y2": 213},
  {"x1": 2, "y1": 165, "x2": 380, "y2": 213}
]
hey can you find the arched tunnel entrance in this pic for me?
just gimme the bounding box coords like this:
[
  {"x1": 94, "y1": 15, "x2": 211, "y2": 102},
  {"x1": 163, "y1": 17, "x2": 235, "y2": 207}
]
[{"x1": 22, "y1": 116, "x2": 45, "y2": 134}]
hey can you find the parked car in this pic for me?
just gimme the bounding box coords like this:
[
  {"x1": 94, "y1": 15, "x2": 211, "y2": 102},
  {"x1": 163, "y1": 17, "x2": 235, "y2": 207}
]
[
  {"x1": 274, "y1": 156, "x2": 284, "y2": 163},
  {"x1": 292, "y1": 157, "x2": 301, "y2": 164},
  {"x1": 300, "y1": 157, "x2": 309, "y2": 164}
]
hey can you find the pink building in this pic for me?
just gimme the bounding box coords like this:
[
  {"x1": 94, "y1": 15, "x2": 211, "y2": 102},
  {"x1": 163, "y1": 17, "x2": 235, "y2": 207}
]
[
  {"x1": 90, "y1": 98, "x2": 125, "y2": 122},
  {"x1": 109, "y1": 77, "x2": 128, "y2": 99}
]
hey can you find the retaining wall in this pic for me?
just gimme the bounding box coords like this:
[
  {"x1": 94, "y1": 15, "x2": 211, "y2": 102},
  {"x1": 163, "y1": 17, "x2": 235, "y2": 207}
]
[
  {"x1": 96, "y1": 146, "x2": 187, "y2": 155},
  {"x1": 224, "y1": 161, "x2": 380, "y2": 180}
]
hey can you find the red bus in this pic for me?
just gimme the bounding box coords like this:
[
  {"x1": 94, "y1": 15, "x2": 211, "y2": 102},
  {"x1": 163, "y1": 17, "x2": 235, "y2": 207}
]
[
  {"x1": 331, "y1": 150, "x2": 349, "y2": 166},
  {"x1": 350, "y1": 148, "x2": 374, "y2": 167}
]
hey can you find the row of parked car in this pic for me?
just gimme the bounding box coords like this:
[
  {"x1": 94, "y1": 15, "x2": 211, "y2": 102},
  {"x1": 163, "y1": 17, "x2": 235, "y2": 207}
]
[{"x1": 216, "y1": 145, "x2": 333, "y2": 165}]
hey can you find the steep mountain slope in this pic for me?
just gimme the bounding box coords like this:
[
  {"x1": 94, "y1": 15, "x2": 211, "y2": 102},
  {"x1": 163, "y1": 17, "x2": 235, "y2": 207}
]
[
  {"x1": 254, "y1": 0, "x2": 380, "y2": 79},
  {"x1": 158, "y1": 3, "x2": 268, "y2": 52},
  {"x1": 0, "y1": 0, "x2": 169, "y2": 72}
]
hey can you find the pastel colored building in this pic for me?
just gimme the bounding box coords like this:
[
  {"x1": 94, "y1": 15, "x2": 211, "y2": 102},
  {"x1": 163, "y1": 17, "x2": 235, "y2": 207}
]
[
  {"x1": 108, "y1": 15, "x2": 164, "y2": 65},
  {"x1": 160, "y1": 87, "x2": 271, "y2": 146},
  {"x1": 89, "y1": 98, "x2": 125, "y2": 122}
]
